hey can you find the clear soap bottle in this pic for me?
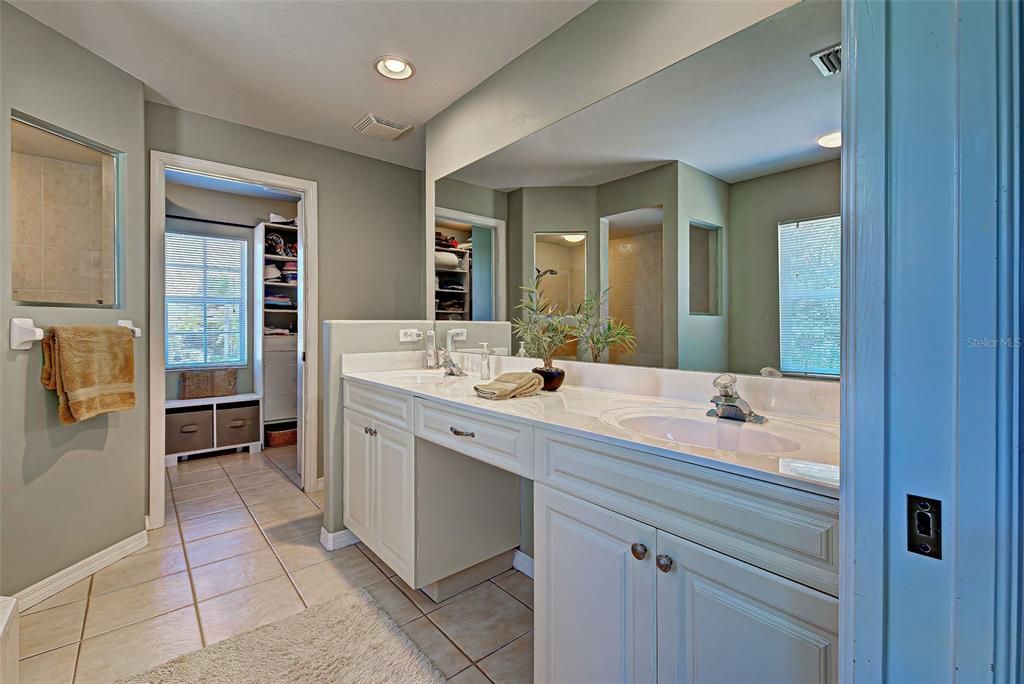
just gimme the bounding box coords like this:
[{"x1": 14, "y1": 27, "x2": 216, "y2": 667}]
[{"x1": 479, "y1": 342, "x2": 491, "y2": 380}]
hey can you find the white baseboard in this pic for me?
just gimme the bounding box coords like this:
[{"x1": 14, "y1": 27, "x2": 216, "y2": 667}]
[
  {"x1": 513, "y1": 549, "x2": 534, "y2": 578},
  {"x1": 320, "y1": 527, "x2": 359, "y2": 551},
  {"x1": 16, "y1": 530, "x2": 148, "y2": 613}
]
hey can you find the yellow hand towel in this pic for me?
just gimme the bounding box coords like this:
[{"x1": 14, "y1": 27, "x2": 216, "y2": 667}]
[
  {"x1": 41, "y1": 325, "x2": 136, "y2": 424},
  {"x1": 474, "y1": 371, "x2": 543, "y2": 400}
]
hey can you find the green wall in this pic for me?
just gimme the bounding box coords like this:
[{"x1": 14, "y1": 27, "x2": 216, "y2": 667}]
[
  {"x1": 728, "y1": 159, "x2": 841, "y2": 374},
  {"x1": 435, "y1": 177, "x2": 507, "y2": 221},
  {"x1": 1, "y1": 4, "x2": 148, "y2": 594}
]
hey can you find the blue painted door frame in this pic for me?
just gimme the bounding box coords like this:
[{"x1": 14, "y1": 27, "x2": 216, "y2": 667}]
[{"x1": 843, "y1": 0, "x2": 1021, "y2": 681}]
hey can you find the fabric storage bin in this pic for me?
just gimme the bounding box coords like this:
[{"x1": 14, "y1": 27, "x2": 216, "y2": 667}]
[
  {"x1": 215, "y1": 402, "x2": 260, "y2": 447},
  {"x1": 166, "y1": 408, "x2": 214, "y2": 454}
]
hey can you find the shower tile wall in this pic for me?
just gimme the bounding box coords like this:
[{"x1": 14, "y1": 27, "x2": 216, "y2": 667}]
[
  {"x1": 608, "y1": 231, "x2": 662, "y2": 367},
  {"x1": 12, "y1": 153, "x2": 115, "y2": 305},
  {"x1": 535, "y1": 241, "x2": 585, "y2": 314}
]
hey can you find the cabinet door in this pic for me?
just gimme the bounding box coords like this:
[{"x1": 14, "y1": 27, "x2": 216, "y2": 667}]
[
  {"x1": 372, "y1": 422, "x2": 416, "y2": 581},
  {"x1": 342, "y1": 409, "x2": 374, "y2": 544},
  {"x1": 656, "y1": 529, "x2": 838, "y2": 684},
  {"x1": 535, "y1": 484, "x2": 657, "y2": 684}
]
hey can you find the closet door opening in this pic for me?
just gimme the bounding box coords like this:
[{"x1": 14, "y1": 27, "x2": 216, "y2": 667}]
[{"x1": 149, "y1": 153, "x2": 320, "y2": 530}]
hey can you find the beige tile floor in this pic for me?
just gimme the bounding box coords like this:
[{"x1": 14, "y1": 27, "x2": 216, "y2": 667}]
[{"x1": 18, "y1": 446, "x2": 534, "y2": 683}]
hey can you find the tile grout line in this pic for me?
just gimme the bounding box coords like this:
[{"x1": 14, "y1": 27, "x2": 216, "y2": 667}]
[
  {"x1": 69, "y1": 576, "x2": 93, "y2": 683},
  {"x1": 170, "y1": 466, "x2": 210, "y2": 649},
  {"x1": 488, "y1": 576, "x2": 534, "y2": 613},
  {"x1": 219, "y1": 453, "x2": 311, "y2": 610}
]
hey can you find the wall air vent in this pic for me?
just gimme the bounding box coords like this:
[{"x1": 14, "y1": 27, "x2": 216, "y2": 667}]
[
  {"x1": 810, "y1": 43, "x2": 841, "y2": 77},
  {"x1": 353, "y1": 113, "x2": 414, "y2": 141}
]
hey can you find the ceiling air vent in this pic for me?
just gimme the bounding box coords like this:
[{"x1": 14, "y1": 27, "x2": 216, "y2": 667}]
[
  {"x1": 354, "y1": 113, "x2": 413, "y2": 141},
  {"x1": 810, "y1": 43, "x2": 841, "y2": 77}
]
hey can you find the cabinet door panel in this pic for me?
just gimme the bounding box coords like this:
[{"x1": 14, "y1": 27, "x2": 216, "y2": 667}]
[
  {"x1": 535, "y1": 484, "x2": 657, "y2": 684},
  {"x1": 373, "y1": 422, "x2": 415, "y2": 581},
  {"x1": 656, "y1": 529, "x2": 838, "y2": 684},
  {"x1": 342, "y1": 409, "x2": 374, "y2": 544}
]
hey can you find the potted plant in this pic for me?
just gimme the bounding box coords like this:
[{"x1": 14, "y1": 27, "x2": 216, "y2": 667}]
[
  {"x1": 574, "y1": 288, "x2": 638, "y2": 363},
  {"x1": 511, "y1": 275, "x2": 577, "y2": 391}
]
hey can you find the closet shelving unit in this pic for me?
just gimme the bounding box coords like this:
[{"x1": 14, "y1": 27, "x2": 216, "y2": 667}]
[
  {"x1": 434, "y1": 244, "x2": 472, "y2": 320},
  {"x1": 255, "y1": 221, "x2": 302, "y2": 467}
]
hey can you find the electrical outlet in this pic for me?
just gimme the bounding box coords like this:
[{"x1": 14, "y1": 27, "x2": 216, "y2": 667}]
[
  {"x1": 449, "y1": 328, "x2": 467, "y2": 341},
  {"x1": 399, "y1": 328, "x2": 423, "y2": 343}
]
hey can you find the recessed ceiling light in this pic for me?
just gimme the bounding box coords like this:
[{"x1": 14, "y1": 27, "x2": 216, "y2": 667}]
[
  {"x1": 817, "y1": 131, "x2": 842, "y2": 148},
  {"x1": 375, "y1": 55, "x2": 414, "y2": 80},
  {"x1": 563, "y1": 235, "x2": 586, "y2": 243}
]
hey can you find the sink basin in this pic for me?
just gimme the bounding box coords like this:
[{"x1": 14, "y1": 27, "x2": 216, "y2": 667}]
[
  {"x1": 609, "y1": 412, "x2": 801, "y2": 454},
  {"x1": 406, "y1": 373, "x2": 454, "y2": 386}
]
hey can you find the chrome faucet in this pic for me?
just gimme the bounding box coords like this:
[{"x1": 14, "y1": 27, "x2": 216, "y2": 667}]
[
  {"x1": 439, "y1": 329, "x2": 467, "y2": 376},
  {"x1": 706, "y1": 373, "x2": 766, "y2": 424}
]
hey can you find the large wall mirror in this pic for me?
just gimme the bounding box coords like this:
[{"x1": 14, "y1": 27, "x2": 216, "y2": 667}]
[
  {"x1": 10, "y1": 114, "x2": 120, "y2": 306},
  {"x1": 433, "y1": 0, "x2": 841, "y2": 379}
]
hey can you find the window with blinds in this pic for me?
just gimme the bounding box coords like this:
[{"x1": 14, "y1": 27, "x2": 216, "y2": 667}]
[
  {"x1": 777, "y1": 215, "x2": 841, "y2": 376},
  {"x1": 165, "y1": 232, "x2": 247, "y2": 369}
]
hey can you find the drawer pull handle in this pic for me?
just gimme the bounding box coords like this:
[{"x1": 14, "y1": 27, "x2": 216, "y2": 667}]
[
  {"x1": 449, "y1": 427, "x2": 475, "y2": 438},
  {"x1": 228, "y1": 419, "x2": 246, "y2": 428},
  {"x1": 630, "y1": 543, "x2": 648, "y2": 560},
  {"x1": 180, "y1": 424, "x2": 199, "y2": 434},
  {"x1": 656, "y1": 554, "x2": 674, "y2": 573}
]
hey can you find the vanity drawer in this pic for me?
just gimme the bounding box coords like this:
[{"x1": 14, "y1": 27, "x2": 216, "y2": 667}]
[
  {"x1": 415, "y1": 399, "x2": 533, "y2": 478},
  {"x1": 343, "y1": 381, "x2": 414, "y2": 432},
  {"x1": 534, "y1": 428, "x2": 839, "y2": 596}
]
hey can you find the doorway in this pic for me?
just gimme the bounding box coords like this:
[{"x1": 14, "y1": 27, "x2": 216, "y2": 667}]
[
  {"x1": 433, "y1": 207, "x2": 506, "y2": 322},
  {"x1": 149, "y1": 152, "x2": 320, "y2": 530},
  {"x1": 600, "y1": 207, "x2": 664, "y2": 367}
]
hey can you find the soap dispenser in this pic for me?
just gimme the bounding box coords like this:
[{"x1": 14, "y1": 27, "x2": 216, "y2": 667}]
[
  {"x1": 516, "y1": 341, "x2": 527, "y2": 358},
  {"x1": 479, "y1": 342, "x2": 491, "y2": 380},
  {"x1": 424, "y1": 330, "x2": 436, "y2": 369}
]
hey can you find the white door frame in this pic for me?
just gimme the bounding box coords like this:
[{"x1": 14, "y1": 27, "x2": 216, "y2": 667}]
[
  {"x1": 433, "y1": 207, "x2": 506, "y2": 321},
  {"x1": 149, "y1": 151, "x2": 320, "y2": 529}
]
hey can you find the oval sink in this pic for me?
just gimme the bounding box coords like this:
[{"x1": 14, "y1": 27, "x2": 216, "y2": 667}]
[{"x1": 611, "y1": 413, "x2": 801, "y2": 454}]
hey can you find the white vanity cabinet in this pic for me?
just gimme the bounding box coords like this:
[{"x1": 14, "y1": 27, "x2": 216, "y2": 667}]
[
  {"x1": 535, "y1": 483, "x2": 838, "y2": 684},
  {"x1": 341, "y1": 408, "x2": 415, "y2": 579},
  {"x1": 534, "y1": 484, "x2": 658, "y2": 683}
]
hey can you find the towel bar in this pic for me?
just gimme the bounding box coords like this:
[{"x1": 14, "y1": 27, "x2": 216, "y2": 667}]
[{"x1": 9, "y1": 318, "x2": 143, "y2": 350}]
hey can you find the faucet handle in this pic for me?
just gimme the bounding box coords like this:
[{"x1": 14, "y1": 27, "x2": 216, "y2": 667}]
[{"x1": 712, "y1": 373, "x2": 738, "y2": 397}]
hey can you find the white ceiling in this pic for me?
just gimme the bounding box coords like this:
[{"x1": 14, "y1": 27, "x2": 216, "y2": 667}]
[
  {"x1": 12, "y1": 0, "x2": 592, "y2": 170},
  {"x1": 451, "y1": 0, "x2": 840, "y2": 189},
  {"x1": 606, "y1": 208, "x2": 664, "y2": 239}
]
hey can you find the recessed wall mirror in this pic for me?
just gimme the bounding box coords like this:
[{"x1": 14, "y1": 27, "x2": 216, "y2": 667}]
[
  {"x1": 432, "y1": 0, "x2": 841, "y2": 379},
  {"x1": 10, "y1": 115, "x2": 119, "y2": 306}
]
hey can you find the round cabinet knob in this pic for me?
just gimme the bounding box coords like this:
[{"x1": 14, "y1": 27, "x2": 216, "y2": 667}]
[
  {"x1": 656, "y1": 554, "x2": 674, "y2": 573},
  {"x1": 630, "y1": 543, "x2": 648, "y2": 560},
  {"x1": 363, "y1": 426, "x2": 370, "y2": 435}
]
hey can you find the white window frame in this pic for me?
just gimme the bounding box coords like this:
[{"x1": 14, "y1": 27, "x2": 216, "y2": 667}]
[{"x1": 164, "y1": 230, "x2": 249, "y2": 370}]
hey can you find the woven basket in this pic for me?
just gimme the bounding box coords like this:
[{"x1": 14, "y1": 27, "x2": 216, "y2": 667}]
[
  {"x1": 179, "y1": 369, "x2": 238, "y2": 399},
  {"x1": 266, "y1": 426, "x2": 297, "y2": 448}
]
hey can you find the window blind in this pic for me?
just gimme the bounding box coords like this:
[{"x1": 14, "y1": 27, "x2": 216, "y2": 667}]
[
  {"x1": 165, "y1": 232, "x2": 247, "y2": 369},
  {"x1": 778, "y1": 216, "x2": 841, "y2": 376}
]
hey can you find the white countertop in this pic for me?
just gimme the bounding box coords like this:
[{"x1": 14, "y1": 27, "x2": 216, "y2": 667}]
[{"x1": 342, "y1": 368, "x2": 840, "y2": 499}]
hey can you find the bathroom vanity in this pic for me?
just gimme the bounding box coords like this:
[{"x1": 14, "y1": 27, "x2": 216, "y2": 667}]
[{"x1": 339, "y1": 355, "x2": 840, "y2": 683}]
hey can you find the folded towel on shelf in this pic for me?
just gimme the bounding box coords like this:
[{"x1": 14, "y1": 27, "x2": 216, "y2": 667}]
[
  {"x1": 41, "y1": 325, "x2": 136, "y2": 424},
  {"x1": 474, "y1": 372, "x2": 543, "y2": 400},
  {"x1": 434, "y1": 251, "x2": 459, "y2": 268}
]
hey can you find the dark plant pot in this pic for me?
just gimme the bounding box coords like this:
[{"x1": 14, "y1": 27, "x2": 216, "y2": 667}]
[{"x1": 534, "y1": 366, "x2": 565, "y2": 392}]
